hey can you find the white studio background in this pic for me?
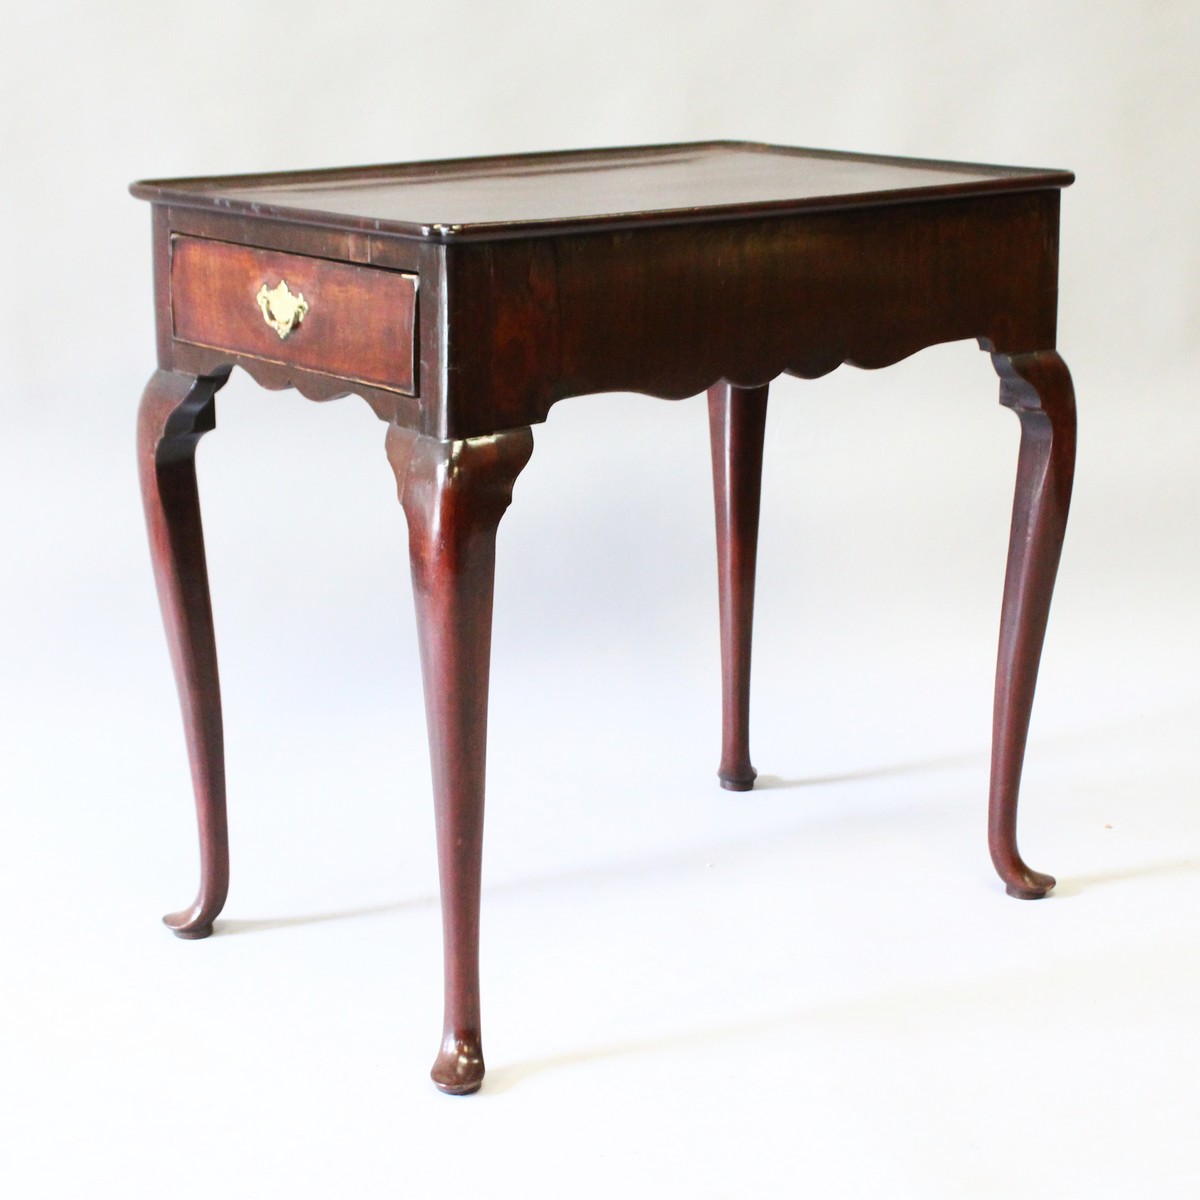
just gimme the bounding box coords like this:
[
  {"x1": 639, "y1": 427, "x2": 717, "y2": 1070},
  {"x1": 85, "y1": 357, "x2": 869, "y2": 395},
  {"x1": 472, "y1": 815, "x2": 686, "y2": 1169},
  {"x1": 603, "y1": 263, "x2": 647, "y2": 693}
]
[{"x1": 2, "y1": 2, "x2": 1199, "y2": 1197}]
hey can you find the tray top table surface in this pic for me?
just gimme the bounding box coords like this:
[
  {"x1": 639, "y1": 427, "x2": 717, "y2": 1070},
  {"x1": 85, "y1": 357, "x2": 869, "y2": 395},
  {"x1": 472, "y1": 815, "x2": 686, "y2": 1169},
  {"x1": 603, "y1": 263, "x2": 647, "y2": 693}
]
[{"x1": 131, "y1": 140, "x2": 1074, "y2": 241}]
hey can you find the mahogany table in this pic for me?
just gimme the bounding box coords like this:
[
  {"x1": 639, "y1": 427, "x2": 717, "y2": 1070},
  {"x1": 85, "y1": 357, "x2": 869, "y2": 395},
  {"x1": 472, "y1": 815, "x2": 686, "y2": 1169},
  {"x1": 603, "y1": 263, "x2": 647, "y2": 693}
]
[{"x1": 132, "y1": 141, "x2": 1076, "y2": 1094}]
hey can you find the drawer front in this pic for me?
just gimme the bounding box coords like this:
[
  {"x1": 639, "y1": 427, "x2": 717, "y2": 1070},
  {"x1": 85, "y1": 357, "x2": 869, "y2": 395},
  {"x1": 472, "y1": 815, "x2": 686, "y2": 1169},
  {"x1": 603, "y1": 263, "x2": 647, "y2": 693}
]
[{"x1": 170, "y1": 236, "x2": 417, "y2": 394}]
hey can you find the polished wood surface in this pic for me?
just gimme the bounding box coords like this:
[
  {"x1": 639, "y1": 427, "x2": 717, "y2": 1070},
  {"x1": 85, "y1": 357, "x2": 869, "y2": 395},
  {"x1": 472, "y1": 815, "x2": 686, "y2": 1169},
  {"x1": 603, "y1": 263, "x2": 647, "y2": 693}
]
[
  {"x1": 131, "y1": 141, "x2": 1073, "y2": 240},
  {"x1": 431, "y1": 190, "x2": 1061, "y2": 439},
  {"x1": 137, "y1": 368, "x2": 231, "y2": 939},
  {"x1": 140, "y1": 163, "x2": 1063, "y2": 441},
  {"x1": 386, "y1": 424, "x2": 534, "y2": 1095},
  {"x1": 134, "y1": 141, "x2": 1077, "y2": 1094},
  {"x1": 158, "y1": 208, "x2": 425, "y2": 430},
  {"x1": 708, "y1": 381, "x2": 769, "y2": 791},
  {"x1": 171, "y1": 236, "x2": 418, "y2": 394},
  {"x1": 988, "y1": 350, "x2": 1076, "y2": 899}
]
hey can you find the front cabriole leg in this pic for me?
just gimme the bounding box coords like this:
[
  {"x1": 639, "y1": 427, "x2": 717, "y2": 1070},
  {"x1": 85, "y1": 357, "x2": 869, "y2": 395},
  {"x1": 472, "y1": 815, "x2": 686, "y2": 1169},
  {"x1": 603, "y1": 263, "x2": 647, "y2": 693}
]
[
  {"x1": 386, "y1": 423, "x2": 535, "y2": 1095},
  {"x1": 137, "y1": 367, "x2": 231, "y2": 938},
  {"x1": 988, "y1": 350, "x2": 1076, "y2": 899}
]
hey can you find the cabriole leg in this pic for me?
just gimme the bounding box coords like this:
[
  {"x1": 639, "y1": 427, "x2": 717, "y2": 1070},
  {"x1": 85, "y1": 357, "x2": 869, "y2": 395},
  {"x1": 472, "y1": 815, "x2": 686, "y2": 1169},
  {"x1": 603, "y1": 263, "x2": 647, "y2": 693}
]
[
  {"x1": 137, "y1": 368, "x2": 231, "y2": 938},
  {"x1": 708, "y1": 381, "x2": 769, "y2": 791},
  {"x1": 386, "y1": 423, "x2": 534, "y2": 1095},
  {"x1": 988, "y1": 351, "x2": 1076, "y2": 899}
]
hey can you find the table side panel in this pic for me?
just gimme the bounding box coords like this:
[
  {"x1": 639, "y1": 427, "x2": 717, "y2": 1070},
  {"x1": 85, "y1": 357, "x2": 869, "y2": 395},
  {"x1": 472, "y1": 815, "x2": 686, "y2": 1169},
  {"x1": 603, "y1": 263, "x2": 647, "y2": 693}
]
[
  {"x1": 149, "y1": 207, "x2": 425, "y2": 429},
  {"x1": 170, "y1": 236, "x2": 418, "y2": 395},
  {"x1": 436, "y1": 190, "x2": 1061, "y2": 439}
]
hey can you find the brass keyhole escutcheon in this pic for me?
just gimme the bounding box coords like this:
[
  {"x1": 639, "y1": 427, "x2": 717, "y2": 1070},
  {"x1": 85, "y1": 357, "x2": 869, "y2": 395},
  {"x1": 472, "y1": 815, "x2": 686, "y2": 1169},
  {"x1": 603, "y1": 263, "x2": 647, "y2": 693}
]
[{"x1": 256, "y1": 279, "x2": 308, "y2": 339}]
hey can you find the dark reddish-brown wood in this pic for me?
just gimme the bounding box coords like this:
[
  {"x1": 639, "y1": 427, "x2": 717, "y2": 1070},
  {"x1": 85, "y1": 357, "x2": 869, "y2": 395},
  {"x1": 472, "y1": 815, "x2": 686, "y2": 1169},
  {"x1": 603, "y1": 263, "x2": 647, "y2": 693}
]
[
  {"x1": 385, "y1": 423, "x2": 534, "y2": 1095},
  {"x1": 130, "y1": 141, "x2": 1074, "y2": 241},
  {"x1": 988, "y1": 350, "x2": 1076, "y2": 899},
  {"x1": 135, "y1": 143, "x2": 1069, "y2": 440},
  {"x1": 133, "y1": 141, "x2": 1077, "y2": 1093},
  {"x1": 708, "y1": 382, "x2": 769, "y2": 790},
  {"x1": 170, "y1": 236, "x2": 417, "y2": 394},
  {"x1": 137, "y1": 368, "x2": 231, "y2": 939},
  {"x1": 432, "y1": 190, "x2": 1061, "y2": 438}
]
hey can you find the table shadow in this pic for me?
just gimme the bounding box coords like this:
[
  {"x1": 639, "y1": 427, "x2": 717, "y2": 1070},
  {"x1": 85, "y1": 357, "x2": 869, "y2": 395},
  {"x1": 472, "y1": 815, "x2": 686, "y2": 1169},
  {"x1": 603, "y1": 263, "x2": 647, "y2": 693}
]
[
  {"x1": 215, "y1": 895, "x2": 435, "y2": 936},
  {"x1": 212, "y1": 750, "x2": 1194, "y2": 934},
  {"x1": 754, "y1": 749, "x2": 984, "y2": 790},
  {"x1": 1051, "y1": 857, "x2": 1200, "y2": 898}
]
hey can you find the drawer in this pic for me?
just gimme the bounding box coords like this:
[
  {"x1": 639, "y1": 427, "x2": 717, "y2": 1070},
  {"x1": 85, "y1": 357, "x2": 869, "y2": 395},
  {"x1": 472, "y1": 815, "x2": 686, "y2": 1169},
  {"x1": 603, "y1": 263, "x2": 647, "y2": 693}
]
[{"x1": 170, "y1": 235, "x2": 417, "y2": 394}]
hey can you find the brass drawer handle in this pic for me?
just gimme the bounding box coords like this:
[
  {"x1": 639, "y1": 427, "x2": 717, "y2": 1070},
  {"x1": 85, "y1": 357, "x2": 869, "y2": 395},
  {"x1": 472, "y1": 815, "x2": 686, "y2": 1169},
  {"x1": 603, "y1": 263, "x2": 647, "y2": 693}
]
[{"x1": 256, "y1": 279, "x2": 308, "y2": 339}]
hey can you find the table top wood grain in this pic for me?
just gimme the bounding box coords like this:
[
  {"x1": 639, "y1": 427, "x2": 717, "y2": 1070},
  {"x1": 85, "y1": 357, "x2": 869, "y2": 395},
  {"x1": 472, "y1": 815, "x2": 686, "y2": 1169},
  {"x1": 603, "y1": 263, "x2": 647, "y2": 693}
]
[{"x1": 131, "y1": 141, "x2": 1074, "y2": 242}]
